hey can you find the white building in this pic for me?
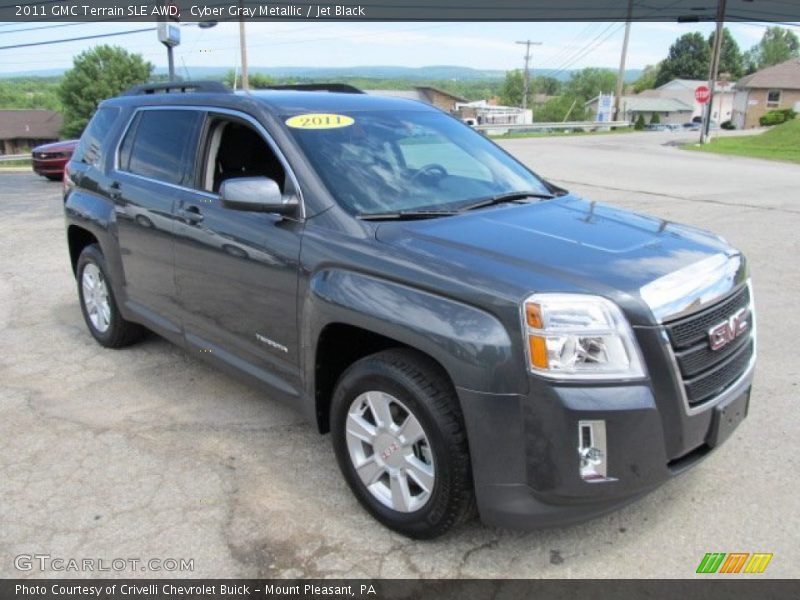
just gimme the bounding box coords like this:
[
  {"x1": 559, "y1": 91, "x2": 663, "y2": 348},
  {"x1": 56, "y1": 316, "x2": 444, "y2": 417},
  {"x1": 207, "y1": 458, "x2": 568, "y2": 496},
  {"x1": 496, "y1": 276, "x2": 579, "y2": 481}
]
[
  {"x1": 585, "y1": 95, "x2": 693, "y2": 125},
  {"x1": 454, "y1": 100, "x2": 533, "y2": 126},
  {"x1": 638, "y1": 78, "x2": 737, "y2": 123}
]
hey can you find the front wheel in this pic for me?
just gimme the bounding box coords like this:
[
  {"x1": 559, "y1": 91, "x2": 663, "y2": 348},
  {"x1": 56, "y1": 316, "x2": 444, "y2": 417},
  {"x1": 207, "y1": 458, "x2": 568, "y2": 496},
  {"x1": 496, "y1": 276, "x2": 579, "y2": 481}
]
[{"x1": 331, "y1": 349, "x2": 475, "y2": 539}]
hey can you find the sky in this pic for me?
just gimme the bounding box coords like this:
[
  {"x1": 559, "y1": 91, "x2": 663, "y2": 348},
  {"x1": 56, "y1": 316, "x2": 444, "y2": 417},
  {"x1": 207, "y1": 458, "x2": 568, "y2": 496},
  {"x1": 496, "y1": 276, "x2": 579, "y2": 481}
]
[{"x1": 0, "y1": 20, "x2": 797, "y2": 76}]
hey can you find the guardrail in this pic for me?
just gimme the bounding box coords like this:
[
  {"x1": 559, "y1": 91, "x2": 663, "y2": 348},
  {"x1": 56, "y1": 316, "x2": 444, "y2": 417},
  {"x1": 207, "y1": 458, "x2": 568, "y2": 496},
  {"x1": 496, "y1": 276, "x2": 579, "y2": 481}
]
[
  {"x1": 0, "y1": 153, "x2": 31, "y2": 162},
  {"x1": 475, "y1": 121, "x2": 631, "y2": 135}
]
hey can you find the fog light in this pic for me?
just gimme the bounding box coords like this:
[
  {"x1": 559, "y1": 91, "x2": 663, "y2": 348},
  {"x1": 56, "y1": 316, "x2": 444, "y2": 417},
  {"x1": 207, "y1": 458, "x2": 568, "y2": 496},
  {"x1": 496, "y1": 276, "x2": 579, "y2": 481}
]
[{"x1": 578, "y1": 420, "x2": 616, "y2": 482}]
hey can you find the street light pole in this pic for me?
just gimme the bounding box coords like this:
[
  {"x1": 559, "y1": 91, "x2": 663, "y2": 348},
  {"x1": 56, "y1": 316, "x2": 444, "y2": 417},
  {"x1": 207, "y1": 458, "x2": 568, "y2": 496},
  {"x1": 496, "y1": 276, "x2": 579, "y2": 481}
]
[
  {"x1": 167, "y1": 46, "x2": 175, "y2": 82},
  {"x1": 701, "y1": 0, "x2": 727, "y2": 144}
]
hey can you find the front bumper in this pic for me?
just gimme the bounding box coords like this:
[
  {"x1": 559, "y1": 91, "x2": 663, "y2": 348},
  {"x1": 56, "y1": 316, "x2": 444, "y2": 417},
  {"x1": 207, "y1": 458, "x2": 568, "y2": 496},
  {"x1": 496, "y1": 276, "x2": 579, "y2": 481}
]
[
  {"x1": 32, "y1": 157, "x2": 68, "y2": 176},
  {"x1": 458, "y1": 356, "x2": 754, "y2": 529}
]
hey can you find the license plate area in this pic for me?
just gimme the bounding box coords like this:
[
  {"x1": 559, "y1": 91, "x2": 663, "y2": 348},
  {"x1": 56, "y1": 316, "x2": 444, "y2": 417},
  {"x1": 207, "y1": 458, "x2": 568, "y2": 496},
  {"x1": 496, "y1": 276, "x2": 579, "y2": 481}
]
[{"x1": 707, "y1": 388, "x2": 750, "y2": 448}]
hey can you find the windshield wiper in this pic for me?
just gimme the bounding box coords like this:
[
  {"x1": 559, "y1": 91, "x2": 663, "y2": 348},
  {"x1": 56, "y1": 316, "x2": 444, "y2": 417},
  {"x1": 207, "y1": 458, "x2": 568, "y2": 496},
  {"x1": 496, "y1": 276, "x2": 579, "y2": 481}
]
[
  {"x1": 459, "y1": 190, "x2": 555, "y2": 212},
  {"x1": 357, "y1": 209, "x2": 459, "y2": 221}
]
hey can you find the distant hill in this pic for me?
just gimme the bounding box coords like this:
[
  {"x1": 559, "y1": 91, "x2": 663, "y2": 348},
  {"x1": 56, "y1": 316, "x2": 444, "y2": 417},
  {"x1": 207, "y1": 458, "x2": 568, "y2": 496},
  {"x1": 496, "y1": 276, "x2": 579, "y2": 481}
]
[{"x1": 0, "y1": 65, "x2": 644, "y2": 82}]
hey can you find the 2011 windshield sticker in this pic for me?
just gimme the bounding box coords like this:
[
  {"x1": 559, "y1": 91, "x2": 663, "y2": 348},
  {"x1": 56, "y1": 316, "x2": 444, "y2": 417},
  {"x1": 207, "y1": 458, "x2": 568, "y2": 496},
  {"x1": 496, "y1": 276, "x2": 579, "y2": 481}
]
[{"x1": 285, "y1": 114, "x2": 355, "y2": 129}]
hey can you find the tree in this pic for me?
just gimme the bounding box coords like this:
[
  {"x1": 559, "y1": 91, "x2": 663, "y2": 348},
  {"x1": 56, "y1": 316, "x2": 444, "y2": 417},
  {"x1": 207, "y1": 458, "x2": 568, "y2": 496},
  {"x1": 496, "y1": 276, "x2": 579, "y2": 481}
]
[
  {"x1": 565, "y1": 67, "x2": 617, "y2": 101},
  {"x1": 744, "y1": 27, "x2": 800, "y2": 71},
  {"x1": 532, "y1": 75, "x2": 561, "y2": 96},
  {"x1": 655, "y1": 33, "x2": 711, "y2": 87},
  {"x1": 709, "y1": 28, "x2": 744, "y2": 79},
  {"x1": 634, "y1": 114, "x2": 646, "y2": 130},
  {"x1": 633, "y1": 64, "x2": 659, "y2": 93},
  {"x1": 58, "y1": 45, "x2": 152, "y2": 138},
  {"x1": 650, "y1": 112, "x2": 661, "y2": 125},
  {"x1": 223, "y1": 70, "x2": 274, "y2": 89},
  {"x1": 500, "y1": 69, "x2": 524, "y2": 107},
  {"x1": 535, "y1": 94, "x2": 586, "y2": 122}
]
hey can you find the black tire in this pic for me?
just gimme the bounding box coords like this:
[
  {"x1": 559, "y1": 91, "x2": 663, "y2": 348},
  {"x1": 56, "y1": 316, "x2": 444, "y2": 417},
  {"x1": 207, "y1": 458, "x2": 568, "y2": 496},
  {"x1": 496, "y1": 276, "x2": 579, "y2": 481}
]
[
  {"x1": 331, "y1": 348, "x2": 475, "y2": 539},
  {"x1": 76, "y1": 244, "x2": 144, "y2": 348},
  {"x1": 45, "y1": 174, "x2": 62, "y2": 182}
]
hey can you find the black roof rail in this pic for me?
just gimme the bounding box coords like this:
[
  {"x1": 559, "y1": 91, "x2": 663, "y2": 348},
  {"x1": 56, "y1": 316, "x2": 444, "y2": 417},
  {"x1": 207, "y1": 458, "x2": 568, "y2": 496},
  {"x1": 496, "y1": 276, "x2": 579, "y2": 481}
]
[
  {"x1": 122, "y1": 81, "x2": 231, "y2": 96},
  {"x1": 264, "y1": 83, "x2": 364, "y2": 94}
]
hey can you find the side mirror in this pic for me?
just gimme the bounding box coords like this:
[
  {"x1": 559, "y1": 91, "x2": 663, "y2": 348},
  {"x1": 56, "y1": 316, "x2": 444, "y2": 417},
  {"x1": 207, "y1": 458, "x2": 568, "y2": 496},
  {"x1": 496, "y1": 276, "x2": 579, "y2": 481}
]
[{"x1": 219, "y1": 177, "x2": 298, "y2": 215}]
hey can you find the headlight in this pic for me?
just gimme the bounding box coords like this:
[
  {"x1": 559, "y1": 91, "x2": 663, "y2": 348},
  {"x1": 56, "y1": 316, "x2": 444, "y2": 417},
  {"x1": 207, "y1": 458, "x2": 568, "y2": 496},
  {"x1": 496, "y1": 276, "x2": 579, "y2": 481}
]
[{"x1": 521, "y1": 293, "x2": 646, "y2": 380}]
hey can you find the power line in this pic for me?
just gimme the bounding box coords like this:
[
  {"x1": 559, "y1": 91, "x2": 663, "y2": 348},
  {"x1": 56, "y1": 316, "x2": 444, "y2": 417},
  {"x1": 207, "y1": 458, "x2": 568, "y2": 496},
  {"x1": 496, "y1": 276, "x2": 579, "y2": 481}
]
[
  {"x1": 540, "y1": 22, "x2": 623, "y2": 79},
  {"x1": 0, "y1": 26, "x2": 155, "y2": 50},
  {"x1": 0, "y1": 22, "x2": 86, "y2": 35}
]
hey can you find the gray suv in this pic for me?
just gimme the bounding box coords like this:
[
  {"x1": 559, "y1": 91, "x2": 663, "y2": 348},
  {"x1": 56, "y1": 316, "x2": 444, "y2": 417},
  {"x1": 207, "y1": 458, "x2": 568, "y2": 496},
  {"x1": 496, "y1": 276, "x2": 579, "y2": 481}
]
[{"x1": 64, "y1": 82, "x2": 755, "y2": 538}]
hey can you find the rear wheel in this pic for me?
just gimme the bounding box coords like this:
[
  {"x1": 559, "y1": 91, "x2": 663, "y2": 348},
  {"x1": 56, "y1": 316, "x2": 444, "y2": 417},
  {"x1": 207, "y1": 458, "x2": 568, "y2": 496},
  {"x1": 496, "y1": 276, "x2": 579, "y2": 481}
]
[
  {"x1": 331, "y1": 348, "x2": 475, "y2": 539},
  {"x1": 76, "y1": 244, "x2": 144, "y2": 348}
]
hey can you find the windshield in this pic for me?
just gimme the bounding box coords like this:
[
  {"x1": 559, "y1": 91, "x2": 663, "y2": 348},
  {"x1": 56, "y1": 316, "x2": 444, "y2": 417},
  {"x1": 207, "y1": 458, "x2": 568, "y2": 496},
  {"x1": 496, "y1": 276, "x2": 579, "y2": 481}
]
[{"x1": 283, "y1": 109, "x2": 551, "y2": 216}]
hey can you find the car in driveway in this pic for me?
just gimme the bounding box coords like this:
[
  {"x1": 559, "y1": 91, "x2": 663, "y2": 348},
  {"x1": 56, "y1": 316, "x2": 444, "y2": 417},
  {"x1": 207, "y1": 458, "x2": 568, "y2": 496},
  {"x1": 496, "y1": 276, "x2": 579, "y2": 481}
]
[
  {"x1": 63, "y1": 82, "x2": 756, "y2": 539},
  {"x1": 32, "y1": 139, "x2": 78, "y2": 181}
]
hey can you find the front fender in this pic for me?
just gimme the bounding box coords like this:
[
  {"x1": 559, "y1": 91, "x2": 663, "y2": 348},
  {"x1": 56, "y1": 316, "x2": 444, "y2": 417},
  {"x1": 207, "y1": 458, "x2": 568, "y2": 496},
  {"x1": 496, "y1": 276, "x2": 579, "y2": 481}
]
[{"x1": 303, "y1": 269, "x2": 523, "y2": 399}]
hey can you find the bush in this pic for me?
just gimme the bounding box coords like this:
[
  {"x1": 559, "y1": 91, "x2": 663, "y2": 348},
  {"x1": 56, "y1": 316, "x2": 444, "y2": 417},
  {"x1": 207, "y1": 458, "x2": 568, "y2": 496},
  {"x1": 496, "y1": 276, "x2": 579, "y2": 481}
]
[
  {"x1": 650, "y1": 113, "x2": 661, "y2": 124},
  {"x1": 634, "y1": 114, "x2": 646, "y2": 130},
  {"x1": 759, "y1": 108, "x2": 797, "y2": 127},
  {"x1": 721, "y1": 120, "x2": 735, "y2": 130}
]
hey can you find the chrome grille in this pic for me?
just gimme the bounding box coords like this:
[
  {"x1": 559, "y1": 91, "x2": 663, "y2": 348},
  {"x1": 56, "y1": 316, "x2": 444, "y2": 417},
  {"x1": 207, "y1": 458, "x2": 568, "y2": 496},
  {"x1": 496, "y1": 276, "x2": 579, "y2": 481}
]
[{"x1": 665, "y1": 285, "x2": 754, "y2": 407}]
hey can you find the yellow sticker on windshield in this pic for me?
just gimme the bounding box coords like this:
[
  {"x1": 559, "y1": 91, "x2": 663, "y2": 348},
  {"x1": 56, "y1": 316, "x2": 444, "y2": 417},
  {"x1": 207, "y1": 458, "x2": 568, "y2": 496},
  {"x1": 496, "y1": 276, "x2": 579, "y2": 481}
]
[{"x1": 285, "y1": 113, "x2": 354, "y2": 129}]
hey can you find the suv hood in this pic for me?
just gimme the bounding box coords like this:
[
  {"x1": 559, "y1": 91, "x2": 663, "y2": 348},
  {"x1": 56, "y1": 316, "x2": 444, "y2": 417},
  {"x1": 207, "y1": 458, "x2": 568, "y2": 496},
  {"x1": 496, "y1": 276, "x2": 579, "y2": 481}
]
[{"x1": 375, "y1": 195, "x2": 743, "y2": 325}]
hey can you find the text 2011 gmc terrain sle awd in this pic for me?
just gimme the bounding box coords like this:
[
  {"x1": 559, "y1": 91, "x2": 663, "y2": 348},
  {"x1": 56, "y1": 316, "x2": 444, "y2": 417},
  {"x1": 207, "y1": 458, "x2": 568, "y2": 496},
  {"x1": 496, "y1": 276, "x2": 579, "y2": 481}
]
[{"x1": 63, "y1": 82, "x2": 755, "y2": 539}]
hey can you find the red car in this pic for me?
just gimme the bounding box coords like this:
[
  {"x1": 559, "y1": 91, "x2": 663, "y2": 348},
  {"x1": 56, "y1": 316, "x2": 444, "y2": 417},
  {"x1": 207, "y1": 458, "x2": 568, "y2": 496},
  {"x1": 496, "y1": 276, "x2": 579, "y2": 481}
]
[{"x1": 32, "y1": 139, "x2": 79, "y2": 181}]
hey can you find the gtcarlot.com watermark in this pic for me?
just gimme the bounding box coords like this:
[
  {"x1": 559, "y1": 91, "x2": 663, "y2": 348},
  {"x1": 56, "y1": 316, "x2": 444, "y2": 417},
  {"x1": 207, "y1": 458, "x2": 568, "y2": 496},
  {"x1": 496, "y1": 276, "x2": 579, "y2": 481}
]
[{"x1": 14, "y1": 554, "x2": 194, "y2": 573}]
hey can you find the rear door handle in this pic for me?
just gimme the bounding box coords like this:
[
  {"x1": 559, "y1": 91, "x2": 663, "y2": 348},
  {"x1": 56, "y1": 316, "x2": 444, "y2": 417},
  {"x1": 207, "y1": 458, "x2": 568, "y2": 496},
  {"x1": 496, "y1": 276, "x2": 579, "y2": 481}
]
[
  {"x1": 108, "y1": 181, "x2": 121, "y2": 200},
  {"x1": 179, "y1": 205, "x2": 204, "y2": 224}
]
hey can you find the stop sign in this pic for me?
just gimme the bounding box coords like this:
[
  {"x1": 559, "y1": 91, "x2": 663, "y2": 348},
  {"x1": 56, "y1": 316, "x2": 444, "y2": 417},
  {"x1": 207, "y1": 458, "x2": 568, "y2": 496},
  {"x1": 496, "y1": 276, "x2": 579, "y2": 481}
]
[{"x1": 695, "y1": 85, "x2": 711, "y2": 104}]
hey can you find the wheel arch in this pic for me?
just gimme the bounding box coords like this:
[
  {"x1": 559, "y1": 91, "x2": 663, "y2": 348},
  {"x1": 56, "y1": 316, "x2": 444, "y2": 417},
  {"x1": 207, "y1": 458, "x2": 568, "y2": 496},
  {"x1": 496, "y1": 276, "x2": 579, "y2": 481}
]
[
  {"x1": 67, "y1": 225, "x2": 99, "y2": 276},
  {"x1": 303, "y1": 268, "x2": 521, "y2": 434}
]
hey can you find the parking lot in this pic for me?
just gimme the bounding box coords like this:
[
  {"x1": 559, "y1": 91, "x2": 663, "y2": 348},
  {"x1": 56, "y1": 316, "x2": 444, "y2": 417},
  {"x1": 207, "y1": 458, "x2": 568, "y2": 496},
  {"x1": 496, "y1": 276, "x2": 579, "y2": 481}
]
[{"x1": 1, "y1": 130, "x2": 798, "y2": 578}]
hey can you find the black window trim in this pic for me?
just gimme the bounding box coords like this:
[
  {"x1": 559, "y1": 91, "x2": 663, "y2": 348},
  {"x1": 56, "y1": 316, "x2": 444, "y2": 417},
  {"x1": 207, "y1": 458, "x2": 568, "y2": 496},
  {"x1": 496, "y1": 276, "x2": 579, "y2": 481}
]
[
  {"x1": 112, "y1": 105, "x2": 306, "y2": 219},
  {"x1": 115, "y1": 107, "x2": 202, "y2": 188}
]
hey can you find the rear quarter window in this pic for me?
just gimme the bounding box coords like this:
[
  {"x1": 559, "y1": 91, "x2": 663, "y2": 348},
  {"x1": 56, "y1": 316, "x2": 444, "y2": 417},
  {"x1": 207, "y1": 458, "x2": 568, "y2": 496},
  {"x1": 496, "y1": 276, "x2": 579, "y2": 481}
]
[
  {"x1": 118, "y1": 109, "x2": 202, "y2": 187},
  {"x1": 73, "y1": 107, "x2": 121, "y2": 167}
]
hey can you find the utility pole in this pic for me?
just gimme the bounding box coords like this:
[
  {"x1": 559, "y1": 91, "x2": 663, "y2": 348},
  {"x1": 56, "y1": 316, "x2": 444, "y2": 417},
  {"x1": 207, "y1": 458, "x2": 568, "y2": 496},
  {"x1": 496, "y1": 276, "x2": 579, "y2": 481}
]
[
  {"x1": 613, "y1": 0, "x2": 634, "y2": 123},
  {"x1": 701, "y1": 0, "x2": 727, "y2": 144},
  {"x1": 516, "y1": 40, "x2": 542, "y2": 119},
  {"x1": 239, "y1": 0, "x2": 249, "y2": 90}
]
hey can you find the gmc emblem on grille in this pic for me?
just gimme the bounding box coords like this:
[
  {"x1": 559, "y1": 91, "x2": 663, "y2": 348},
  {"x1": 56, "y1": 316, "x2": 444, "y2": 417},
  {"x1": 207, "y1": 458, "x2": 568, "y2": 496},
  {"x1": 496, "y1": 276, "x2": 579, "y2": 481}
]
[{"x1": 708, "y1": 308, "x2": 749, "y2": 351}]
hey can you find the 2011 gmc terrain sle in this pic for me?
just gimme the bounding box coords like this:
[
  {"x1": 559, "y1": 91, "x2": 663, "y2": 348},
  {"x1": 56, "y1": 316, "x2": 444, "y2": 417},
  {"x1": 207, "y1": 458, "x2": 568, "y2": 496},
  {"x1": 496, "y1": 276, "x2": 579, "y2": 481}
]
[{"x1": 63, "y1": 82, "x2": 756, "y2": 539}]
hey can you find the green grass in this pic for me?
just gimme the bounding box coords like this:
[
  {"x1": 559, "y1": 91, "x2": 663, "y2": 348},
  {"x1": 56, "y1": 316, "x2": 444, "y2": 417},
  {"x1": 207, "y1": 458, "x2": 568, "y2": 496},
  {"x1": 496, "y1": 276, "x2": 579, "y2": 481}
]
[
  {"x1": 0, "y1": 159, "x2": 31, "y2": 169},
  {"x1": 683, "y1": 119, "x2": 800, "y2": 164},
  {"x1": 492, "y1": 127, "x2": 634, "y2": 140}
]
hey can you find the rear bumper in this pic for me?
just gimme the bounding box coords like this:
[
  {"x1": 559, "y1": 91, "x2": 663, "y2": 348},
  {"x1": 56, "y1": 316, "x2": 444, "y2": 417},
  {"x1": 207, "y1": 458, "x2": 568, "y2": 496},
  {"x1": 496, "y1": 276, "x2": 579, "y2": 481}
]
[{"x1": 458, "y1": 359, "x2": 754, "y2": 529}]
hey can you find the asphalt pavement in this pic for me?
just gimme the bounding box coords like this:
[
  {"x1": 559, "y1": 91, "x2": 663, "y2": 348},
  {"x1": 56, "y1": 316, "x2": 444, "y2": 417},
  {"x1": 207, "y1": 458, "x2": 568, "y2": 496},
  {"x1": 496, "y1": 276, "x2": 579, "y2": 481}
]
[{"x1": 1, "y1": 129, "x2": 797, "y2": 578}]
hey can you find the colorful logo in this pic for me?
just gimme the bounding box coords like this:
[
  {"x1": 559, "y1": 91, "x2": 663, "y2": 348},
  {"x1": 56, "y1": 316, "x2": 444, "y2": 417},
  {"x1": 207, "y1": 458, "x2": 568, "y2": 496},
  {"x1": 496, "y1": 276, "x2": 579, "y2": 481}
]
[{"x1": 696, "y1": 552, "x2": 773, "y2": 574}]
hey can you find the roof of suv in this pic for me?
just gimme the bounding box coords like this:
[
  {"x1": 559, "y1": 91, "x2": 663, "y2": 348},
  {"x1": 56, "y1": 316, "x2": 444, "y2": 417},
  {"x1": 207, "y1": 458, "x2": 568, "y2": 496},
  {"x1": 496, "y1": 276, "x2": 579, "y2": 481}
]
[
  {"x1": 104, "y1": 83, "x2": 439, "y2": 116},
  {"x1": 247, "y1": 90, "x2": 436, "y2": 114}
]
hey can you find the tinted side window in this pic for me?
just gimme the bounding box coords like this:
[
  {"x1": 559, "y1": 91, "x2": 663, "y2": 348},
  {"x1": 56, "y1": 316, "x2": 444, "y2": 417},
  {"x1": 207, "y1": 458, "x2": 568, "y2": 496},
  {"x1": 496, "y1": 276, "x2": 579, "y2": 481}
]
[
  {"x1": 73, "y1": 107, "x2": 120, "y2": 167},
  {"x1": 119, "y1": 110, "x2": 202, "y2": 186}
]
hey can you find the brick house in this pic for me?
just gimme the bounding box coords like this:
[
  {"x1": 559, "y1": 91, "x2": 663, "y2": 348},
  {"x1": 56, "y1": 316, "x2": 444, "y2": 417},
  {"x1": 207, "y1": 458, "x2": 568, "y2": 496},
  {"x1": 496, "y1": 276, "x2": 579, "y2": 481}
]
[
  {"x1": 732, "y1": 58, "x2": 800, "y2": 129},
  {"x1": 0, "y1": 109, "x2": 63, "y2": 155}
]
